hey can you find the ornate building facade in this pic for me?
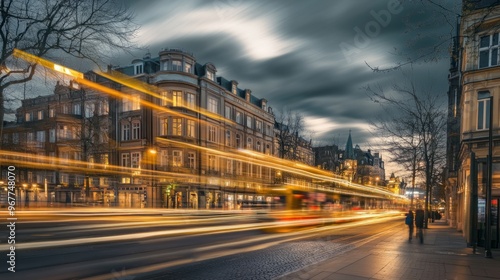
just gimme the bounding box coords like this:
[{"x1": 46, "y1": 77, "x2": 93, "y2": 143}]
[{"x1": 446, "y1": 0, "x2": 500, "y2": 248}]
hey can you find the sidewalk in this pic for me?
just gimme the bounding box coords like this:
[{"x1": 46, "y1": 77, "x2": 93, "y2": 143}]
[{"x1": 280, "y1": 219, "x2": 500, "y2": 280}]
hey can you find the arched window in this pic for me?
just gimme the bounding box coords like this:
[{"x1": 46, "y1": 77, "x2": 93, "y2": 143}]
[{"x1": 247, "y1": 137, "x2": 253, "y2": 149}]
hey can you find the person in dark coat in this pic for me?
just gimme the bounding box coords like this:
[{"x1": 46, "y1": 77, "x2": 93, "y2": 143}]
[
  {"x1": 415, "y1": 208, "x2": 425, "y2": 229},
  {"x1": 405, "y1": 210, "x2": 414, "y2": 241}
]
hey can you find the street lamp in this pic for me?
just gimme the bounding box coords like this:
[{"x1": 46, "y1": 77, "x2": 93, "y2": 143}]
[
  {"x1": 485, "y1": 95, "x2": 493, "y2": 258},
  {"x1": 149, "y1": 148, "x2": 157, "y2": 208}
]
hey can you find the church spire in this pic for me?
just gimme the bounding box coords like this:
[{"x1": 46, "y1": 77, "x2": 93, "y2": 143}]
[{"x1": 345, "y1": 130, "x2": 354, "y2": 159}]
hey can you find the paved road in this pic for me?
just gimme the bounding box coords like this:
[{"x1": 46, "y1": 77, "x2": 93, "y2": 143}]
[{"x1": 0, "y1": 209, "x2": 402, "y2": 279}]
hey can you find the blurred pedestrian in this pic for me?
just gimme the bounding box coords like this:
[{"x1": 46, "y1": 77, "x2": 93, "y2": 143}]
[
  {"x1": 405, "y1": 210, "x2": 414, "y2": 241},
  {"x1": 415, "y1": 207, "x2": 425, "y2": 243}
]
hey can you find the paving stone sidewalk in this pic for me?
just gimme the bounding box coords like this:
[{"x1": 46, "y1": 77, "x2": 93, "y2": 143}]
[{"x1": 279, "y1": 219, "x2": 500, "y2": 280}]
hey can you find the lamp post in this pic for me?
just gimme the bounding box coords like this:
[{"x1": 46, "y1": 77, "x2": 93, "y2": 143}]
[
  {"x1": 149, "y1": 148, "x2": 157, "y2": 208},
  {"x1": 485, "y1": 95, "x2": 493, "y2": 258}
]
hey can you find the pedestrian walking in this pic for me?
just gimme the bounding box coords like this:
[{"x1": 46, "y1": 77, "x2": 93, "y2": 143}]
[
  {"x1": 405, "y1": 210, "x2": 414, "y2": 241},
  {"x1": 415, "y1": 207, "x2": 425, "y2": 243}
]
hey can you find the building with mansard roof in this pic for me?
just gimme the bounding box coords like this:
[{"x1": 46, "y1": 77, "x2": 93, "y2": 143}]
[{"x1": 106, "y1": 48, "x2": 278, "y2": 209}]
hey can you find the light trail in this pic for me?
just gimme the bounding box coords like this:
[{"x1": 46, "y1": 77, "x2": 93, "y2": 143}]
[{"x1": 0, "y1": 211, "x2": 402, "y2": 251}]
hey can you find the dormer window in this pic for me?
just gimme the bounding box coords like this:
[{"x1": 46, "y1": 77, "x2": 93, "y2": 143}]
[
  {"x1": 134, "y1": 63, "x2": 143, "y2": 75},
  {"x1": 231, "y1": 81, "x2": 238, "y2": 94},
  {"x1": 261, "y1": 99, "x2": 267, "y2": 111},
  {"x1": 245, "y1": 90, "x2": 251, "y2": 102},
  {"x1": 206, "y1": 71, "x2": 214, "y2": 81}
]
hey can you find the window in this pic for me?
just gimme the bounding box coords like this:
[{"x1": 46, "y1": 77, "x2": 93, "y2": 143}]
[
  {"x1": 25, "y1": 112, "x2": 32, "y2": 122},
  {"x1": 123, "y1": 95, "x2": 140, "y2": 111},
  {"x1": 73, "y1": 103, "x2": 81, "y2": 115},
  {"x1": 206, "y1": 70, "x2": 214, "y2": 81},
  {"x1": 88, "y1": 155, "x2": 95, "y2": 169},
  {"x1": 225, "y1": 130, "x2": 231, "y2": 146},
  {"x1": 121, "y1": 153, "x2": 130, "y2": 167},
  {"x1": 49, "y1": 108, "x2": 55, "y2": 118},
  {"x1": 172, "y1": 118, "x2": 182, "y2": 136},
  {"x1": 266, "y1": 124, "x2": 272, "y2": 135},
  {"x1": 232, "y1": 84, "x2": 237, "y2": 94},
  {"x1": 102, "y1": 154, "x2": 109, "y2": 166},
  {"x1": 265, "y1": 144, "x2": 271, "y2": 155},
  {"x1": 226, "y1": 159, "x2": 233, "y2": 174},
  {"x1": 49, "y1": 128, "x2": 56, "y2": 143},
  {"x1": 172, "y1": 60, "x2": 182, "y2": 71},
  {"x1": 247, "y1": 137, "x2": 253, "y2": 149},
  {"x1": 100, "y1": 101, "x2": 109, "y2": 115},
  {"x1": 235, "y1": 161, "x2": 242, "y2": 175},
  {"x1": 36, "y1": 131, "x2": 45, "y2": 143},
  {"x1": 62, "y1": 105, "x2": 69, "y2": 114},
  {"x1": 185, "y1": 63, "x2": 192, "y2": 73},
  {"x1": 246, "y1": 116, "x2": 252, "y2": 128},
  {"x1": 479, "y1": 33, "x2": 499, "y2": 68},
  {"x1": 122, "y1": 123, "x2": 131, "y2": 141},
  {"x1": 173, "y1": 150, "x2": 183, "y2": 167},
  {"x1": 186, "y1": 93, "x2": 195, "y2": 109},
  {"x1": 208, "y1": 155, "x2": 218, "y2": 171},
  {"x1": 188, "y1": 152, "x2": 196, "y2": 169},
  {"x1": 208, "y1": 97, "x2": 218, "y2": 113},
  {"x1": 256, "y1": 120, "x2": 262, "y2": 132},
  {"x1": 160, "y1": 150, "x2": 168, "y2": 166},
  {"x1": 225, "y1": 106, "x2": 231, "y2": 119},
  {"x1": 85, "y1": 103, "x2": 95, "y2": 118},
  {"x1": 131, "y1": 152, "x2": 141, "y2": 168},
  {"x1": 37, "y1": 110, "x2": 43, "y2": 120},
  {"x1": 132, "y1": 122, "x2": 141, "y2": 140},
  {"x1": 187, "y1": 120, "x2": 195, "y2": 137},
  {"x1": 134, "y1": 63, "x2": 143, "y2": 75},
  {"x1": 121, "y1": 177, "x2": 131, "y2": 184},
  {"x1": 160, "y1": 118, "x2": 168, "y2": 135},
  {"x1": 256, "y1": 141, "x2": 261, "y2": 152},
  {"x1": 478, "y1": 91, "x2": 491, "y2": 130},
  {"x1": 236, "y1": 134, "x2": 241, "y2": 148},
  {"x1": 208, "y1": 125, "x2": 217, "y2": 142},
  {"x1": 58, "y1": 125, "x2": 70, "y2": 139},
  {"x1": 160, "y1": 91, "x2": 168, "y2": 106},
  {"x1": 236, "y1": 111, "x2": 242, "y2": 124},
  {"x1": 172, "y1": 91, "x2": 183, "y2": 107},
  {"x1": 60, "y1": 174, "x2": 69, "y2": 184}
]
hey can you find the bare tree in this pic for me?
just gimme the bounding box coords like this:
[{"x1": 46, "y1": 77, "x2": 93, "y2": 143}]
[
  {"x1": 366, "y1": 72, "x2": 447, "y2": 225},
  {"x1": 273, "y1": 107, "x2": 305, "y2": 160},
  {"x1": 0, "y1": 0, "x2": 138, "y2": 146}
]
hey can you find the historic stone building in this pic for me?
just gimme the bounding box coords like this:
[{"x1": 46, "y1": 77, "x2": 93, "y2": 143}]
[
  {"x1": 1, "y1": 81, "x2": 112, "y2": 205},
  {"x1": 107, "y1": 49, "x2": 278, "y2": 209},
  {"x1": 447, "y1": 0, "x2": 500, "y2": 248}
]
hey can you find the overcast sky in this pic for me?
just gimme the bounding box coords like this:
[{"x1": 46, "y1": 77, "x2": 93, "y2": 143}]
[
  {"x1": 12, "y1": 0, "x2": 461, "y2": 173},
  {"x1": 110, "y1": 0, "x2": 460, "y2": 149}
]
